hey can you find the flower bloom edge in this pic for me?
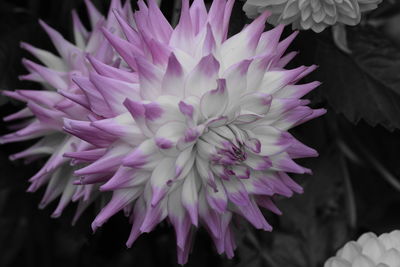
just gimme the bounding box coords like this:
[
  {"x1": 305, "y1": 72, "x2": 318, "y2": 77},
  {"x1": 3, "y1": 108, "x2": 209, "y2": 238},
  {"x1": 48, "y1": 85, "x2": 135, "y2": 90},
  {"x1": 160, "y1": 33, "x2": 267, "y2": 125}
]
[{"x1": 2, "y1": 0, "x2": 325, "y2": 264}]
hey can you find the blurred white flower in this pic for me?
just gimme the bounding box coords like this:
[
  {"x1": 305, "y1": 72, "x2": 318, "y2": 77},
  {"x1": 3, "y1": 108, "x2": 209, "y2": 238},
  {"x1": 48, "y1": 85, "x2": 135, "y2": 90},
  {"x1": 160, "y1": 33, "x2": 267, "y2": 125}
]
[{"x1": 325, "y1": 230, "x2": 400, "y2": 267}]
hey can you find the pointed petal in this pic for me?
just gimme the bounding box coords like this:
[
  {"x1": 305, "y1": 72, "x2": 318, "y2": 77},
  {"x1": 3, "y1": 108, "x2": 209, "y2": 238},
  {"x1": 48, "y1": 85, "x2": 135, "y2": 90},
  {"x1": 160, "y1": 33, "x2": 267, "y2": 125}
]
[
  {"x1": 74, "y1": 144, "x2": 131, "y2": 176},
  {"x1": 89, "y1": 72, "x2": 140, "y2": 115},
  {"x1": 92, "y1": 188, "x2": 141, "y2": 230},
  {"x1": 20, "y1": 42, "x2": 66, "y2": 71},
  {"x1": 184, "y1": 54, "x2": 219, "y2": 98},
  {"x1": 161, "y1": 53, "x2": 185, "y2": 96},
  {"x1": 87, "y1": 54, "x2": 138, "y2": 83}
]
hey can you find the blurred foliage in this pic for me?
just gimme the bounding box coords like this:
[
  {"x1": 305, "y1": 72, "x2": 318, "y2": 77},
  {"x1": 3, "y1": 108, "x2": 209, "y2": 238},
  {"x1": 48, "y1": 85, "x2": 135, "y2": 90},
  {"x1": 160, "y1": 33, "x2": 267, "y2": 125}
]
[{"x1": 2, "y1": 0, "x2": 400, "y2": 267}]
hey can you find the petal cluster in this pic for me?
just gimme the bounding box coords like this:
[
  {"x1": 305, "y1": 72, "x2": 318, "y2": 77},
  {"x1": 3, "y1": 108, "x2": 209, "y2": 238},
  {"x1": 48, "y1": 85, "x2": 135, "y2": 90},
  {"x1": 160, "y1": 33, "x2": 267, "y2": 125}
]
[
  {"x1": 325, "y1": 230, "x2": 400, "y2": 267},
  {"x1": 3, "y1": 0, "x2": 324, "y2": 264},
  {"x1": 1, "y1": 0, "x2": 133, "y2": 221},
  {"x1": 243, "y1": 0, "x2": 382, "y2": 32},
  {"x1": 62, "y1": 0, "x2": 324, "y2": 263}
]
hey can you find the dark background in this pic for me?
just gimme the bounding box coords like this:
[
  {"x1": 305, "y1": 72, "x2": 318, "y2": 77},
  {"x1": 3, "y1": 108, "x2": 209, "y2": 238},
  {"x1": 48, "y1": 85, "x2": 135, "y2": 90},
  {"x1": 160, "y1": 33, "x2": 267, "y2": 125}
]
[{"x1": 1, "y1": 0, "x2": 400, "y2": 266}]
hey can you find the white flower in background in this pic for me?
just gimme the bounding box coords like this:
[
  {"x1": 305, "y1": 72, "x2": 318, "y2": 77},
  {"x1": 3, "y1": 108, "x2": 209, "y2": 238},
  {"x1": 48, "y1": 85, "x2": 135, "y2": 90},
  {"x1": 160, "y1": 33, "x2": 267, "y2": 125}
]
[
  {"x1": 325, "y1": 230, "x2": 400, "y2": 267},
  {"x1": 243, "y1": 0, "x2": 382, "y2": 32}
]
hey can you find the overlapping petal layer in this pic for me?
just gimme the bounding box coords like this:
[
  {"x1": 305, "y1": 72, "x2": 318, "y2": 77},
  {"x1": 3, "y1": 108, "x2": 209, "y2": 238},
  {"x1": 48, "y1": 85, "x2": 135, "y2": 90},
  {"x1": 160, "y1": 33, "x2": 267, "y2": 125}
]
[
  {"x1": 63, "y1": 0, "x2": 325, "y2": 263},
  {"x1": 243, "y1": 0, "x2": 382, "y2": 32}
]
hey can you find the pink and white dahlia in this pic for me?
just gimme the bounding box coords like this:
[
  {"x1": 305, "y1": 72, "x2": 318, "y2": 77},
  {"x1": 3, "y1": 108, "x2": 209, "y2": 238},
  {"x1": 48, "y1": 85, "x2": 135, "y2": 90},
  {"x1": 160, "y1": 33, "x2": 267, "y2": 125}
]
[
  {"x1": 64, "y1": 0, "x2": 325, "y2": 263},
  {"x1": 1, "y1": 0, "x2": 133, "y2": 221},
  {"x1": 243, "y1": 0, "x2": 382, "y2": 32},
  {"x1": 325, "y1": 230, "x2": 400, "y2": 267}
]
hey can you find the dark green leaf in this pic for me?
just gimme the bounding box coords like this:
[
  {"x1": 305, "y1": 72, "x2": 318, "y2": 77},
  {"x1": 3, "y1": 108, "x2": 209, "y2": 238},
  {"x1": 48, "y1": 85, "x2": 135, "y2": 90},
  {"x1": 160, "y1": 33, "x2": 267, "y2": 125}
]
[{"x1": 314, "y1": 27, "x2": 400, "y2": 130}]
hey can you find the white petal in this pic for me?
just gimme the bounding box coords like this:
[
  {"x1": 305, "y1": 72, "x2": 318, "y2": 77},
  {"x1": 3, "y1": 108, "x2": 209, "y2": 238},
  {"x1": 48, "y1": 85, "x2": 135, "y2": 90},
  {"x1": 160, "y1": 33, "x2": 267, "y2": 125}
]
[
  {"x1": 150, "y1": 157, "x2": 176, "y2": 206},
  {"x1": 181, "y1": 170, "x2": 200, "y2": 226},
  {"x1": 200, "y1": 79, "x2": 228, "y2": 119}
]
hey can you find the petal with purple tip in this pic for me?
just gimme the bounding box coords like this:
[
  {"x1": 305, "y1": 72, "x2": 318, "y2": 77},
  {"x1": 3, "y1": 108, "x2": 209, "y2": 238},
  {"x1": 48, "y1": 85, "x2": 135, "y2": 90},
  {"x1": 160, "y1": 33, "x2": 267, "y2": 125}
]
[
  {"x1": 149, "y1": 157, "x2": 176, "y2": 206},
  {"x1": 184, "y1": 54, "x2": 219, "y2": 98}
]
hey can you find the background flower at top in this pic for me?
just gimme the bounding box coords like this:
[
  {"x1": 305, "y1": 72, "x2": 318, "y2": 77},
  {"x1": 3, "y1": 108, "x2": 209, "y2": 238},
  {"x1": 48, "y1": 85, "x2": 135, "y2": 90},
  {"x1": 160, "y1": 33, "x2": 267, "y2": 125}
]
[
  {"x1": 243, "y1": 0, "x2": 382, "y2": 32},
  {"x1": 0, "y1": 0, "x2": 134, "y2": 222}
]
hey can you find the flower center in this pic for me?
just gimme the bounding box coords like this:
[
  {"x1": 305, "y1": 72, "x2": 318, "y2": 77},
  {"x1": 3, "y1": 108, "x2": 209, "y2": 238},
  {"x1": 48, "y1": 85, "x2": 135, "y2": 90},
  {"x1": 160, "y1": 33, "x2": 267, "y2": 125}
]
[
  {"x1": 216, "y1": 142, "x2": 247, "y2": 165},
  {"x1": 200, "y1": 125, "x2": 248, "y2": 166}
]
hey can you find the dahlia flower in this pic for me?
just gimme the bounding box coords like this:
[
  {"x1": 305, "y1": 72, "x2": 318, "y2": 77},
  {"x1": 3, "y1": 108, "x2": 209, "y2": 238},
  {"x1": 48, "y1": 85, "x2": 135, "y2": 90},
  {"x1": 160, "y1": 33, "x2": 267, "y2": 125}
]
[
  {"x1": 63, "y1": 0, "x2": 325, "y2": 263},
  {"x1": 1, "y1": 0, "x2": 133, "y2": 221},
  {"x1": 243, "y1": 0, "x2": 382, "y2": 32},
  {"x1": 325, "y1": 230, "x2": 400, "y2": 267}
]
